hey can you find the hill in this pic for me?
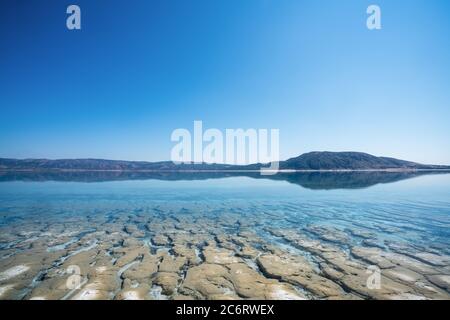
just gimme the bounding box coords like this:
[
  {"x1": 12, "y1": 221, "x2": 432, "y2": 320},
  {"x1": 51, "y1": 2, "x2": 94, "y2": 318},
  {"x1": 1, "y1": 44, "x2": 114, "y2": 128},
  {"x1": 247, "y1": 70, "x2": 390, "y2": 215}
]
[{"x1": 0, "y1": 152, "x2": 449, "y2": 171}]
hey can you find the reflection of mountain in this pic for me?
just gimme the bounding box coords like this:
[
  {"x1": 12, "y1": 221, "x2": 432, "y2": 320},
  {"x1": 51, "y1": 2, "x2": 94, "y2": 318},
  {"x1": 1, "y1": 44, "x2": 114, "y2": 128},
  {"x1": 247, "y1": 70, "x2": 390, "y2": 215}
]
[
  {"x1": 0, "y1": 170, "x2": 448, "y2": 190},
  {"x1": 1, "y1": 152, "x2": 449, "y2": 190},
  {"x1": 257, "y1": 171, "x2": 445, "y2": 190}
]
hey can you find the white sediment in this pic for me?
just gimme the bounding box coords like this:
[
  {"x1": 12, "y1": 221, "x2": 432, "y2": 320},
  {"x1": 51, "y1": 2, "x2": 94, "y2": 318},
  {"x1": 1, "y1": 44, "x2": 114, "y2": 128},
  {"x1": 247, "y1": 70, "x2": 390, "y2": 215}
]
[
  {"x1": 73, "y1": 288, "x2": 101, "y2": 300},
  {"x1": 95, "y1": 266, "x2": 108, "y2": 273},
  {"x1": 47, "y1": 239, "x2": 77, "y2": 252},
  {"x1": 389, "y1": 293, "x2": 428, "y2": 300},
  {"x1": 121, "y1": 290, "x2": 142, "y2": 300},
  {"x1": 149, "y1": 285, "x2": 168, "y2": 300},
  {"x1": 0, "y1": 284, "x2": 14, "y2": 297},
  {"x1": 387, "y1": 270, "x2": 417, "y2": 283},
  {"x1": 269, "y1": 286, "x2": 306, "y2": 300},
  {"x1": 0, "y1": 265, "x2": 29, "y2": 281},
  {"x1": 59, "y1": 240, "x2": 98, "y2": 263}
]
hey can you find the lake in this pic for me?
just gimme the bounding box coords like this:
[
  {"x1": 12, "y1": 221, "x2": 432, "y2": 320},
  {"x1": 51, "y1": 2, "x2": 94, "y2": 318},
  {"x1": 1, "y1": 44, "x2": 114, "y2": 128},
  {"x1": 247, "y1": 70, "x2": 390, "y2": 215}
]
[{"x1": 0, "y1": 171, "x2": 449, "y2": 300}]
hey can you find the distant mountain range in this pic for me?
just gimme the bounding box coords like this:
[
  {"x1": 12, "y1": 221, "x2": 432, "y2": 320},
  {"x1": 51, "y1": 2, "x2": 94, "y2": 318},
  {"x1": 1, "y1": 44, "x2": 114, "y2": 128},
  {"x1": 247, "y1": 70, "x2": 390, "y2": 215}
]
[{"x1": 1, "y1": 152, "x2": 449, "y2": 171}]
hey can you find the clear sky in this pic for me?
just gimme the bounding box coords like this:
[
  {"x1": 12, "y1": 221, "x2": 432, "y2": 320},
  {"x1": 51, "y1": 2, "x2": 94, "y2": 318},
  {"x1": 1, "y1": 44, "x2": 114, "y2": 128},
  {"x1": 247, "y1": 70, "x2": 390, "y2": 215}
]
[{"x1": 1, "y1": 0, "x2": 449, "y2": 164}]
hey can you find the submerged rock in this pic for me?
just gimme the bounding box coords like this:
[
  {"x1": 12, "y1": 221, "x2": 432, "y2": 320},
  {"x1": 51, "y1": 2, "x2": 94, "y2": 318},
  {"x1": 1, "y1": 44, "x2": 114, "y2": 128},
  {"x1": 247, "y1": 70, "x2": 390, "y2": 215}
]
[
  {"x1": 426, "y1": 275, "x2": 450, "y2": 292},
  {"x1": 153, "y1": 272, "x2": 179, "y2": 295},
  {"x1": 257, "y1": 254, "x2": 343, "y2": 298},
  {"x1": 0, "y1": 201, "x2": 449, "y2": 301},
  {"x1": 203, "y1": 246, "x2": 241, "y2": 265},
  {"x1": 122, "y1": 253, "x2": 159, "y2": 281}
]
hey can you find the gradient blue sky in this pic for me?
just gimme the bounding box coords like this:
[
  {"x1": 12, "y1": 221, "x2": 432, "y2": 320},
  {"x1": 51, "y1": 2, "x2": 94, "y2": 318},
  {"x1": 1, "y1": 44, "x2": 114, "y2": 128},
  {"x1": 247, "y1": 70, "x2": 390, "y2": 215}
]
[{"x1": 1, "y1": 0, "x2": 449, "y2": 164}]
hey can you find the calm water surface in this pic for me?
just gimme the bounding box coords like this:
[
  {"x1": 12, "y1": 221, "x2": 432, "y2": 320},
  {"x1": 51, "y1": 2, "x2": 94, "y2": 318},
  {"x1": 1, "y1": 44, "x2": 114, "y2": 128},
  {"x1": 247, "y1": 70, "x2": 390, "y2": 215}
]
[{"x1": 0, "y1": 172, "x2": 449, "y2": 300}]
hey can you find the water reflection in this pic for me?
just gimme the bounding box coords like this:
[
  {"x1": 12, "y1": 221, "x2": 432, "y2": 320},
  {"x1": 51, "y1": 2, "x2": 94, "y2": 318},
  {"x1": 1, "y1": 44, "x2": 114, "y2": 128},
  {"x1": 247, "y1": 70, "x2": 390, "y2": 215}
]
[{"x1": 0, "y1": 170, "x2": 449, "y2": 190}]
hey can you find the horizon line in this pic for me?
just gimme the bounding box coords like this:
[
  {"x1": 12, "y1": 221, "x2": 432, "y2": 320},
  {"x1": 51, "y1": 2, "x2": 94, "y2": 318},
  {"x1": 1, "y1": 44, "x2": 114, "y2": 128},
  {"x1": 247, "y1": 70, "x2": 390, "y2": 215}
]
[{"x1": 1, "y1": 150, "x2": 449, "y2": 166}]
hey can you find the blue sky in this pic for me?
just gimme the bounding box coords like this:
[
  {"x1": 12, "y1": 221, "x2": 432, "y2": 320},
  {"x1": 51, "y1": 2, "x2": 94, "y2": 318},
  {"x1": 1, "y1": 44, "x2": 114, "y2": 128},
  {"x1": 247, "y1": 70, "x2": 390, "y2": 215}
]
[{"x1": 1, "y1": 0, "x2": 449, "y2": 164}]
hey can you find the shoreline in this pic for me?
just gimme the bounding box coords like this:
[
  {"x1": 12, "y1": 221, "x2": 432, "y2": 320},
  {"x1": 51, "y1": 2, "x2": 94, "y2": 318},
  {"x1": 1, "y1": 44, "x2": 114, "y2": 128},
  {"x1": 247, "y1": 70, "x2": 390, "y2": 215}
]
[{"x1": 2, "y1": 168, "x2": 450, "y2": 173}]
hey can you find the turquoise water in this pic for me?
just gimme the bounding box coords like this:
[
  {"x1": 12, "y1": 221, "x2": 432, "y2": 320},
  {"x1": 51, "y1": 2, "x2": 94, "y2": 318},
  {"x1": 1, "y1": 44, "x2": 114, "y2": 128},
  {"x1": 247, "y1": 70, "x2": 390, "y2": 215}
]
[
  {"x1": 1, "y1": 172, "x2": 449, "y2": 252},
  {"x1": 0, "y1": 171, "x2": 449, "y2": 300}
]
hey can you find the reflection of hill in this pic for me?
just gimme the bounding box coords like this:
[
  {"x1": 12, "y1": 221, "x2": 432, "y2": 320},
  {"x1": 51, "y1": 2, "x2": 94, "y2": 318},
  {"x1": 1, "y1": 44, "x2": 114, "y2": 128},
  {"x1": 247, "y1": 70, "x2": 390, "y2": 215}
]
[
  {"x1": 0, "y1": 170, "x2": 448, "y2": 190},
  {"x1": 259, "y1": 171, "x2": 445, "y2": 190}
]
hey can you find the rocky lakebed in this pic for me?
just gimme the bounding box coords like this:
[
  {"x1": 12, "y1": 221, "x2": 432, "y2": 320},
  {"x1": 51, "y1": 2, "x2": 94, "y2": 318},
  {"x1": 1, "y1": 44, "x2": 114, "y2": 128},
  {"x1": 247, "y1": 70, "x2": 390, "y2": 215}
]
[{"x1": 0, "y1": 198, "x2": 449, "y2": 300}]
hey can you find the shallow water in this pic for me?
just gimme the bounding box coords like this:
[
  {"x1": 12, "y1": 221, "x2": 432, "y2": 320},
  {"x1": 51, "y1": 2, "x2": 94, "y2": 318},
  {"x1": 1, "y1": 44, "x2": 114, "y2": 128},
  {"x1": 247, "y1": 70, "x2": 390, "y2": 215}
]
[{"x1": 0, "y1": 172, "x2": 449, "y2": 300}]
